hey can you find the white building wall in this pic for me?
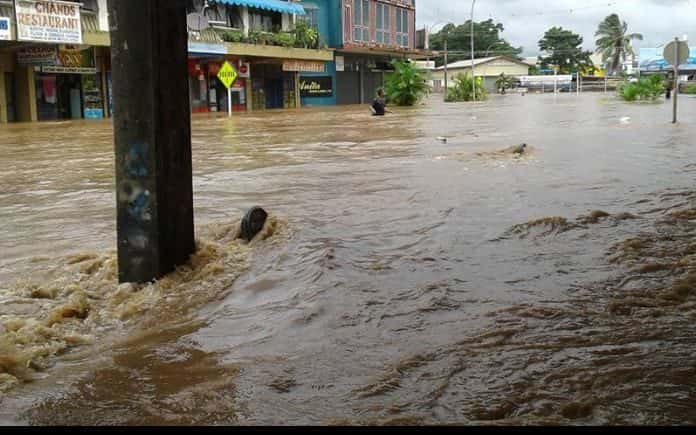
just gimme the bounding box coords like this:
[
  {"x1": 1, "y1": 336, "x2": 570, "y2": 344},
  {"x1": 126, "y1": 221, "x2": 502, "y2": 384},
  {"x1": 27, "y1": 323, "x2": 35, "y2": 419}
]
[{"x1": 97, "y1": 0, "x2": 109, "y2": 31}]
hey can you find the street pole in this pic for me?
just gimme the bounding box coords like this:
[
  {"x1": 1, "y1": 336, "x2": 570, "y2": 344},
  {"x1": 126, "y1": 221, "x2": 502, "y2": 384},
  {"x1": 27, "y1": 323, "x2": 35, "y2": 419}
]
[
  {"x1": 673, "y1": 37, "x2": 680, "y2": 124},
  {"x1": 471, "y1": 0, "x2": 476, "y2": 101},
  {"x1": 108, "y1": 0, "x2": 196, "y2": 283},
  {"x1": 444, "y1": 35, "x2": 448, "y2": 100}
]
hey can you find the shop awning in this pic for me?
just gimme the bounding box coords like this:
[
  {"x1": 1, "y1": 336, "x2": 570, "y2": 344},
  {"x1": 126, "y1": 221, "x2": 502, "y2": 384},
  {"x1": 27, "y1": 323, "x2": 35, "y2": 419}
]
[{"x1": 215, "y1": 0, "x2": 306, "y2": 16}]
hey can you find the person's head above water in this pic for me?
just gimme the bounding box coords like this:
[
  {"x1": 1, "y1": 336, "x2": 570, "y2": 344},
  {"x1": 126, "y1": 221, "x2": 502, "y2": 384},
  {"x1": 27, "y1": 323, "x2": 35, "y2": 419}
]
[{"x1": 239, "y1": 207, "x2": 269, "y2": 242}]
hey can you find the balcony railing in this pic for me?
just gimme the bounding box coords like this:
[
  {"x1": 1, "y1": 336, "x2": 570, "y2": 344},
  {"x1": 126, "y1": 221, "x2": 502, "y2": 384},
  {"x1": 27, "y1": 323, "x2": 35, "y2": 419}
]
[{"x1": 217, "y1": 22, "x2": 322, "y2": 50}]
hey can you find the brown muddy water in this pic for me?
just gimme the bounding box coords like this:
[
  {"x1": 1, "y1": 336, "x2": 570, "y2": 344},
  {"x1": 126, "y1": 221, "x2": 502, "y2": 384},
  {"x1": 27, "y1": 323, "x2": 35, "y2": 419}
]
[{"x1": 1, "y1": 94, "x2": 696, "y2": 425}]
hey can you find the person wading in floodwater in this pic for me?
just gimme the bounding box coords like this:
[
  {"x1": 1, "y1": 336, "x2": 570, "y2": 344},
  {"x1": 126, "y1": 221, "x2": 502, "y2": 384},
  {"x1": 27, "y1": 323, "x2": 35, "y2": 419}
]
[{"x1": 370, "y1": 88, "x2": 387, "y2": 116}]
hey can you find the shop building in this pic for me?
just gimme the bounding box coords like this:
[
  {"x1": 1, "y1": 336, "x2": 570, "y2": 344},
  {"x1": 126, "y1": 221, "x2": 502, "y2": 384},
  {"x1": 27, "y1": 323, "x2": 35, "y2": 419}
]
[
  {"x1": 0, "y1": 0, "x2": 111, "y2": 123},
  {"x1": 185, "y1": 0, "x2": 334, "y2": 113},
  {"x1": 299, "y1": 0, "x2": 425, "y2": 106}
]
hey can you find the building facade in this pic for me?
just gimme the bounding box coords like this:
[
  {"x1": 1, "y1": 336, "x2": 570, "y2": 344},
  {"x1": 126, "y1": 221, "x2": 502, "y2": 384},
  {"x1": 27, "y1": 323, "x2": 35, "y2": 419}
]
[
  {"x1": 0, "y1": 0, "x2": 425, "y2": 122},
  {"x1": 0, "y1": 0, "x2": 111, "y2": 123},
  {"x1": 185, "y1": 0, "x2": 333, "y2": 113},
  {"x1": 431, "y1": 56, "x2": 531, "y2": 93},
  {"x1": 298, "y1": 0, "x2": 422, "y2": 107}
]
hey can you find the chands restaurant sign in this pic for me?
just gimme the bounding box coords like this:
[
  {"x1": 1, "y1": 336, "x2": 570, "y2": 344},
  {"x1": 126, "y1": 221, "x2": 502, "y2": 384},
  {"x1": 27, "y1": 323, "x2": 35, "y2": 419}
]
[
  {"x1": 299, "y1": 76, "x2": 333, "y2": 97},
  {"x1": 15, "y1": 0, "x2": 83, "y2": 44}
]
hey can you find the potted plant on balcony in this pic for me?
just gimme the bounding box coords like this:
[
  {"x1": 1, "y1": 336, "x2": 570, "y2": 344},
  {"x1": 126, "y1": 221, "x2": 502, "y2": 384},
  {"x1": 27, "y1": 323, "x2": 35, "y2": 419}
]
[{"x1": 294, "y1": 21, "x2": 319, "y2": 49}]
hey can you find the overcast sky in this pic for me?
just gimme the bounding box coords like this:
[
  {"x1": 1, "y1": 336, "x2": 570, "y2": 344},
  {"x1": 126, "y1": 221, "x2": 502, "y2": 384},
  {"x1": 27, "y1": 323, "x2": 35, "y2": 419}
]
[{"x1": 417, "y1": 0, "x2": 696, "y2": 56}]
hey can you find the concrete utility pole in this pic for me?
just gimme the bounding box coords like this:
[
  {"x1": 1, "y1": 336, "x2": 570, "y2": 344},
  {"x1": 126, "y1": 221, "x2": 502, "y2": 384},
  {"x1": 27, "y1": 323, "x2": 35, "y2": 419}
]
[
  {"x1": 108, "y1": 0, "x2": 196, "y2": 283},
  {"x1": 470, "y1": 0, "x2": 476, "y2": 101},
  {"x1": 672, "y1": 37, "x2": 680, "y2": 124},
  {"x1": 443, "y1": 34, "x2": 448, "y2": 100}
]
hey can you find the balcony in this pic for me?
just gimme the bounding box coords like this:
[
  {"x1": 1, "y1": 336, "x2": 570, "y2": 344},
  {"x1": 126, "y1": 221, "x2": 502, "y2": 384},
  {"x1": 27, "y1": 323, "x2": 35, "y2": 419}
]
[{"x1": 189, "y1": 22, "x2": 333, "y2": 61}]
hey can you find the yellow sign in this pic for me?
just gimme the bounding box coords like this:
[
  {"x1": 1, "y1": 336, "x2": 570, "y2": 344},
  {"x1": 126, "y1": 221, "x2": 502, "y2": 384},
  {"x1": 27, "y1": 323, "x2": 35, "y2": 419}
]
[{"x1": 217, "y1": 61, "x2": 237, "y2": 89}]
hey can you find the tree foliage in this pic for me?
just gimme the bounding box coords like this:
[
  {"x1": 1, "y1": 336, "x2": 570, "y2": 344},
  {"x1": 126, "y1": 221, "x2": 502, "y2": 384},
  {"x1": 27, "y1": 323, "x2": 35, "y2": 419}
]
[
  {"x1": 595, "y1": 14, "x2": 643, "y2": 76},
  {"x1": 538, "y1": 27, "x2": 594, "y2": 74},
  {"x1": 384, "y1": 60, "x2": 432, "y2": 106},
  {"x1": 445, "y1": 73, "x2": 487, "y2": 102},
  {"x1": 430, "y1": 19, "x2": 523, "y2": 66},
  {"x1": 495, "y1": 73, "x2": 516, "y2": 94}
]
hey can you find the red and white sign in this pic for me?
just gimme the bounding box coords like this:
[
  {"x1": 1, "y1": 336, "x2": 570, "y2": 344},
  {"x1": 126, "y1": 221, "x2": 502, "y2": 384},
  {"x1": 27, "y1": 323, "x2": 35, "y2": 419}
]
[{"x1": 15, "y1": 0, "x2": 82, "y2": 44}]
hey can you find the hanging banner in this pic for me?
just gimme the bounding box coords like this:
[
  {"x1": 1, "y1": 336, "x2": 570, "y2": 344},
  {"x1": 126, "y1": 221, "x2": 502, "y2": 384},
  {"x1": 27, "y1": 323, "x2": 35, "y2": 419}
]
[{"x1": 15, "y1": 0, "x2": 83, "y2": 44}]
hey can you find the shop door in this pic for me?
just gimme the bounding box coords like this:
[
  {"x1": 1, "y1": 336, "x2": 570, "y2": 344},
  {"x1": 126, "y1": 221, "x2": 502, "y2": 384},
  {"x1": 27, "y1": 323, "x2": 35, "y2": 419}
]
[
  {"x1": 37, "y1": 75, "x2": 59, "y2": 121},
  {"x1": 265, "y1": 78, "x2": 283, "y2": 109},
  {"x1": 4, "y1": 73, "x2": 16, "y2": 122},
  {"x1": 336, "y1": 71, "x2": 360, "y2": 105},
  {"x1": 56, "y1": 75, "x2": 83, "y2": 120},
  {"x1": 362, "y1": 72, "x2": 382, "y2": 103}
]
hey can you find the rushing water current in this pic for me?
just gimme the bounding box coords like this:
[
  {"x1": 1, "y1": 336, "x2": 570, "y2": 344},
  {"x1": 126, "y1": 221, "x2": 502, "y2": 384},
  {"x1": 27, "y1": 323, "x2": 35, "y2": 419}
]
[{"x1": 1, "y1": 94, "x2": 696, "y2": 425}]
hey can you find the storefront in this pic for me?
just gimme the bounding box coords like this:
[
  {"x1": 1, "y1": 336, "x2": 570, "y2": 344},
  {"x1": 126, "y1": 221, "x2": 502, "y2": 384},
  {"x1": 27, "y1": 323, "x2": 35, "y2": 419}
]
[
  {"x1": 21, "y1": 45, "x2": 104, "y2": 121},
  {"x1": 188, "y1": 42, "x2": 249, "y2": 114},
  {"x1": 249, "y1": 62, "x2": 297, "y2": 110},
  {"x1": 188, "y1": 57, "x2": 249, "y2": 114},
  {"x1": 334, "y1": 54, "x2": 395, "y2": 105}
]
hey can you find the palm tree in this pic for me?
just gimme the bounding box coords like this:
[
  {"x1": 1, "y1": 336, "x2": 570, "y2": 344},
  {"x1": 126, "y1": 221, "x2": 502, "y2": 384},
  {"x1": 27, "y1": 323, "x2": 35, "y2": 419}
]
[{"x1": 595, "y1": 14, "x2": 643, "y2": 76}]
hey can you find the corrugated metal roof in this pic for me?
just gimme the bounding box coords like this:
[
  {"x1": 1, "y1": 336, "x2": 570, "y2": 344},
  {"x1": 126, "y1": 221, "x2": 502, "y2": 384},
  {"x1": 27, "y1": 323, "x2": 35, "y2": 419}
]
[{"x1": 216, "y1": 0, "x2": 305, "y2": 16}]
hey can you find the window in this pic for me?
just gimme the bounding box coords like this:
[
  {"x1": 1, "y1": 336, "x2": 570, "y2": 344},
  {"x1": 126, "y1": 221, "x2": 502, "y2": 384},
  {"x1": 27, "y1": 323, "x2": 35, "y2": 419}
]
[
  {"x1": 376, "y1": 3, "x2": 390, "y2": 45},
  {"x1": 302, "y1": 4, "x2": 319, "y2": 30},
  {"x1": 353, "y1": 0, "x2": 369, "y2": 42},
  {"x1": 396, "y1": 8, "x2": 409, "y2": 47},
  {"x1": 249, "y1": 8, "x2": 281, "y2": 32}
]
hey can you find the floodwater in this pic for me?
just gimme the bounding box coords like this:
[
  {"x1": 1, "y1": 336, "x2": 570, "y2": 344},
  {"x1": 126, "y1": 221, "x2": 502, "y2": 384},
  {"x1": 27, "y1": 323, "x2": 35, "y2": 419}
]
[{"x1": 1, "y1": 94, "x2": 696, "y2": 425}]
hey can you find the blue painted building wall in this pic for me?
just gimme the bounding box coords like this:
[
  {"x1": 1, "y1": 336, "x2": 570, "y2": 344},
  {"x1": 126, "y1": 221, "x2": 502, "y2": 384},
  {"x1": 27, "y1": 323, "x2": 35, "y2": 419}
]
[{"x1": 300, "y1": 0, "x2": 341, "y2": 106}]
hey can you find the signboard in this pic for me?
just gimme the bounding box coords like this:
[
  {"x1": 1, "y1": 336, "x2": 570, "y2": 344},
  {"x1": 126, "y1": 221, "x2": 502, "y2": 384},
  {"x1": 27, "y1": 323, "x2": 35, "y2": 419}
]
[
  {"x1": 15, "y1": 0, "x2": 82, "y2": 44},
  {"x1": 335, "y1": 55, "x2": 345, "y2": 72},
  {"x1": 19, "y1": 45, "x2": 96, "y2": 73},
  {"x1": 519, "y1": 75, "x2": 573, "y2": 86},
  {"x1": 664, "y1": 41, "x2": 690, "y2": 68},
  {"x1": 238, "y1": 62, "x2": 250, "y2": 78},
  {"x1": 0, "y1": 17, "x2": 11, "y2": 41},
  {"x1": 42, "y1": 65, "x2": 97, "y2": 74},
  {"x1": 217, "y1": 61, "x2": 238, "y2": 89},
  {"x1": 282, "y1": 60, "x2": 325, "y2": 73},
  {"x1": 187, "y1": 42, "x2": 228, "y2": 55},
  {"x1": 299, "y1": 76, "x2": 333, "y2": 97},
  {"x1": 640, "y1": 47, "x2": 696, "y2": 72},
  {"x1": 217, "y1": 61, "x2": 238, "y2": 118},
  {"x1": 17, "y1": 45, "x2": 58, "y2": 65}
]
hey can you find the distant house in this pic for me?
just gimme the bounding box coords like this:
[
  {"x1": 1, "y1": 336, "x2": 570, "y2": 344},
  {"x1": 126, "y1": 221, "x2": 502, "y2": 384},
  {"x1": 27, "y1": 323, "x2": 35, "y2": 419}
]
[{"x1": 431, "y1": 56, "x2": 531, "y2": 92}]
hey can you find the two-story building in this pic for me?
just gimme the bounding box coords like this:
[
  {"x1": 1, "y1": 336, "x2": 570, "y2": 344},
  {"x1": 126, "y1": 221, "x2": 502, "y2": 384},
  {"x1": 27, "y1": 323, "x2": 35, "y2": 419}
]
[
  {"x1": 185, "y1": 0, "x2": 334, "y2": 113},
  {"x1": 297, "y1": 0, "x2": 421, "y2": 107},
  {"x1": 0, "y1": 0, "x2": 111, "y2": 123}
]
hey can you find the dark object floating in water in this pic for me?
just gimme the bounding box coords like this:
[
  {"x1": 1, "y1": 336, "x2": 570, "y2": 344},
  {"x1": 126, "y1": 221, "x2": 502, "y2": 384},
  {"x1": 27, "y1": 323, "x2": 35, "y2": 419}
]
[
  {"x1": 512, "y1": 143, "x2": 527, "y2": 155},
  {"x1": 239, "y1": 207, "x2": 268, "y2": 242}
]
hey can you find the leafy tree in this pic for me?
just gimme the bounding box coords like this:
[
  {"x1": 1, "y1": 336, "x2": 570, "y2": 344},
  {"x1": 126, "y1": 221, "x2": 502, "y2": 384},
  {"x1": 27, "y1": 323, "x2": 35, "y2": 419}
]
[
  {"x1": 595, "y1": 14, "x2": 643, "y2": 76},
  {"x1": 445, "y1": 73, "x2": 487, "y2": 102},
  {"x1": 495, "y1": 73, "x2": 516, "y2": 94},
  {"x1": 384, "y1": 60, "x2": 431, "y2": 106},
  {"x1": 538, "y1": 27, "x2": 594, "y2": 74},
  {"x1": 430, "y1": 19, "x2": 523, "y2": 66}
]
